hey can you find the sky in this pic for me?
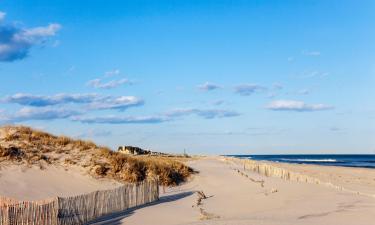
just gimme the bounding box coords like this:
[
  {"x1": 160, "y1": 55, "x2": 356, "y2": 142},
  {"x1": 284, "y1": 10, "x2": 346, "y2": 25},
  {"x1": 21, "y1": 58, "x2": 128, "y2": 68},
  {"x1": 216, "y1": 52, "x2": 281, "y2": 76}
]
[{"x1": 0, "y1": 0, "x2": 374, "y2": 155}]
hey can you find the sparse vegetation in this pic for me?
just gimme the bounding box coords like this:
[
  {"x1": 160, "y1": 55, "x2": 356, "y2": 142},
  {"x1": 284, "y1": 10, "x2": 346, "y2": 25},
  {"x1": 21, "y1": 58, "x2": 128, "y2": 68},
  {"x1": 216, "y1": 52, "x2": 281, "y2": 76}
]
[{"x1": 0, "y1": 125, "x2": 193, "y2": 186}]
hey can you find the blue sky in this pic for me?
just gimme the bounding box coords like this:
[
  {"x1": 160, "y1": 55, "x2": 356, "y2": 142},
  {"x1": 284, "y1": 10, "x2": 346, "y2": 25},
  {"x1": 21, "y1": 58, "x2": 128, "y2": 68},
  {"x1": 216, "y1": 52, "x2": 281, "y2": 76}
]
[{"x1": 0, "y1": 0, "x2": 374, "y2": 154}]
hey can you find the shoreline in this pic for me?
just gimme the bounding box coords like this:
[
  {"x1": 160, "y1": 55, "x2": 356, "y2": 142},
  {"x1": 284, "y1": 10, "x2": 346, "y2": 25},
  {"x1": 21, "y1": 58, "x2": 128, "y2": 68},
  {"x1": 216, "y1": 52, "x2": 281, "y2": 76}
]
[
  {"x1": 225, "y1": 154, "x2": 375, "y2": 169},
  {"x1": 1, "y1": 156, "x2": 375, "y2": 224},
  {"x1": 93, "y1": 156, "x2": 375, "y2": 225},
  {"x1": 224, "y1": 156, "x2": 375, "y2": 198}
]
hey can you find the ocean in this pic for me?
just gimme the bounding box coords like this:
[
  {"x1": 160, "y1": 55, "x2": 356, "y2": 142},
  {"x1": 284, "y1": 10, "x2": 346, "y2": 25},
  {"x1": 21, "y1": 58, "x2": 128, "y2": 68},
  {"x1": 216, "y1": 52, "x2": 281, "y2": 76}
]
[{"x1": 229, "y1": 154, "x2": 375, "y2": 169}]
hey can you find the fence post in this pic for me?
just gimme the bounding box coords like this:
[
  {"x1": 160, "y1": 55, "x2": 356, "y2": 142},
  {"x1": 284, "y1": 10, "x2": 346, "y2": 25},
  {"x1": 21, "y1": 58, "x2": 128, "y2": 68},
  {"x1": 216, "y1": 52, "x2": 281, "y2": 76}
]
[
  {"x1": 0, "y1": 180, "x2": 160, "y2": 225},
  {"x1": 54, "y1": 197, "x2": 59, "y2": 225}
]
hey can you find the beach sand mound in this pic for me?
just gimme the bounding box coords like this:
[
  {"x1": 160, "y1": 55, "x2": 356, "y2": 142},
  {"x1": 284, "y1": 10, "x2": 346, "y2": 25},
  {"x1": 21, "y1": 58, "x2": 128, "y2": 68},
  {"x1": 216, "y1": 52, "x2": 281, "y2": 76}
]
[{"x1": 0, "y1": 125, "x2": 192, "y2": 188}]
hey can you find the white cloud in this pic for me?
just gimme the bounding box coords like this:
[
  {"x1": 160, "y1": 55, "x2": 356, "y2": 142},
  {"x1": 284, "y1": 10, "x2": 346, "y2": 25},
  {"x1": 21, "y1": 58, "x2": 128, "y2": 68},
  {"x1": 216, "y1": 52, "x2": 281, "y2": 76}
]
[
  {"x1": 302, "y1": 50, "x2": 321, "y2": 56},
  {"x1": 272, "y1": 83, "x2": 283, "y2": 90},
  {"x1": 299, "y1": 71, "x2": 329, "y2": 79},
  {"x1": 87, "y1": 78, "x2": 129, "y2": 89},
  {"x1": 73, "y1": 115, "x2": 168, "y2": 124},
  {"x1": 166, "y1": 108, "x2": 240, "y2": 119},
  {"x1": 266, "y1": 100, "x2": 334, "y2": 112},
  {"x1": 330, "y1": 127, "x2": 344, "y2": 132},
  {"x1": 0, "y1": 11, "x2": 6, "y2": 22},
  {"x1": 197, "y1": 82, "x2": 222, "y2": 91},
  {"x1": 1, "y1": 92, "x2": 239, "y2": 124},
  {"x1": 20, "y1": 23, "x2": 61, "y2": 39},
  {"x1": 104, "y1": 69, "x2": 120, "y2": 77},
  {"x1": 72, "y1": 107, "x2": 240, "y2": 125},
  {"x1": 297, "y1": 89, "x2": 310, "y2": 95},
  {"x1": 1, "y1": 107, "x2": 81, "y2": 122},
  {"x1": 1, "y1": 93, "x2": 144, "y2": 111},
  {"x1": 87, "y1": 70, "x2": 131, "y2": 89},
  {"x1": 234, "y1": 84, "x2": 266, "y2": 96},
  {"x1": 0, "y1": 19, "x2": 61, "y2": 61},
  {"x1": 88, "y1": 96, "x2": 144, "y2": 111},
  {"x1": 1, "y1": 93, "x2": 98, "y2": 106},
  {"x1": 76, "y1": 129, "x2": 112, "y2": 138},
  {"x1": 212, "y1": 100, "x2": 226, "y2": 106}
]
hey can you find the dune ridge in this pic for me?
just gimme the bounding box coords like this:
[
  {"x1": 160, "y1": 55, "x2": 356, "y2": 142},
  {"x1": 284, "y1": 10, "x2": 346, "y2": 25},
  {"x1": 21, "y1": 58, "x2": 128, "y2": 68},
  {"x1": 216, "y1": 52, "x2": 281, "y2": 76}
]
[{"x1": 0, "y1": 125, "x2": 192, "y2": 191}]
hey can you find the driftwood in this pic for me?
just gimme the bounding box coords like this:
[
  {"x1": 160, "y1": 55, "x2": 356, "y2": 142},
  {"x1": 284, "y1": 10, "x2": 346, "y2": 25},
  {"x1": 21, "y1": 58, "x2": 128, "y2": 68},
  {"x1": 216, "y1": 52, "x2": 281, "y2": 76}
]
[
  {"x1": 196, "y1": 191, "x2": 207, "y2": 206},
  {"x1": 0, "y1": 179, "x2": 159, "y2": 225},
  {"x1": 235, "y1": 169, "x2": 265, "y2": 187},
  {"x1": 190, "y1": 191, "x2": 219, "y2": 221},
  {"x1": 199, "y1": 208, "x2": 220, "y2": 220}
]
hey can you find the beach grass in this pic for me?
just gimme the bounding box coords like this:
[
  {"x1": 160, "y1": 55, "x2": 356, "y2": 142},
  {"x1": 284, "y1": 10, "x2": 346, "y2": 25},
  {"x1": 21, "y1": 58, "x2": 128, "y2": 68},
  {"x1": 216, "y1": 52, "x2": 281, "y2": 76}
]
[{"x1": 0, "y1": 125, "x2": 193, "y2": 186}]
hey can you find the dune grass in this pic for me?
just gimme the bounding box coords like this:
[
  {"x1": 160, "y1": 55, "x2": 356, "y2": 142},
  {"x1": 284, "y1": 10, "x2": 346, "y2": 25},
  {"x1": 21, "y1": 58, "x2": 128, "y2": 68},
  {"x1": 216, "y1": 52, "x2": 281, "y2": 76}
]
[{"x1": 0, "y1": 125, "x2": 192, "y2": 186}]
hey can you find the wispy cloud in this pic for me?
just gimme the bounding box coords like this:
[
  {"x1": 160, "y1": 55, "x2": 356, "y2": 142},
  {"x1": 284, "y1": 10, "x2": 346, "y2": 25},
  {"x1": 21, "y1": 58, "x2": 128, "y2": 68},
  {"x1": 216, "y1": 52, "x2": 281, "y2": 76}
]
[
  {"x1": 302, "y1": 50, "x2": 321, "y2": 56},
  {"x1": 1, "y1": 93, "x2": 97, "y2": 107},
  {"x1": 88, "y1": 96, "x2": 144, "y2": 111},
  {"x1": 73, "y1": 115, "x2": 168, "y2": 124},
  {"x1": 104, "y1": 69, "x2": 120, "y2": 77},
  {"x1": 87, "y1": 69, "x2": 131, "y2": 89},
  {"x1": 0, "y1": 12, "x2": 61, "y2": 61},
  {"x1": 166, "y1": 108, "x2": 240, "y2": 119},
  {"x1": 87, "y1": 78, "x2": 130, "y2": 89},
  {"x1": 234, "y1": 84, "x2": 266, "y2": 96},
  {"x1": 72, "y1": 107, "x2": 240, "y2": 125},
  {"x1": 0, "y1": 11, "x2": 6, "y2": 22},
  {"x1": 330, "y1": 127, "x2": 345, "y2": 132},
  {"x1": 266, "y1": 100, "x2": 334, "y2": 112},
  {"x1": 1, "y1": 93, "x2": 144, "y2": 111},
  {"x1": 297, "y1": 89, "x2": 310, "y2": 95},
  {"x1": 298, "y1": 71, "x2": 329, "y2": 79},
  {"x1": 0, "y1": 106, "x2": 239, "y2": 124},
  {"x1": 1, "y1": 107, "x2": 81, "y2": 122},
  {"x1": 22, "y1": 23, "x2": 61, "y2": 37},
  {"x1": 272, "y1": 83, "x2": 283, "y2": 90},
  {"x1": 212, "y1": 100, "x2": 226, "y2": 106},
  {"x1": 0, "y1": 92, "x2": 238, "y2": 124},
  {"x1": 197, "y1": 82, "x2": 222, "y2": 91},
  {"x1": 75, "y1": 129, "x2": 112, "y2": 138}
]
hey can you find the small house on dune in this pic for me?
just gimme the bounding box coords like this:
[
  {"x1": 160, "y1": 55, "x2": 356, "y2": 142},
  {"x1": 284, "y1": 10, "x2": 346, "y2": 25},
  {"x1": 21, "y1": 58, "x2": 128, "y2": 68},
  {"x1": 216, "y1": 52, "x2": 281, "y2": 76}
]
[{"x1": 118, "y1": 146, "x2": 151, "y2": 155}]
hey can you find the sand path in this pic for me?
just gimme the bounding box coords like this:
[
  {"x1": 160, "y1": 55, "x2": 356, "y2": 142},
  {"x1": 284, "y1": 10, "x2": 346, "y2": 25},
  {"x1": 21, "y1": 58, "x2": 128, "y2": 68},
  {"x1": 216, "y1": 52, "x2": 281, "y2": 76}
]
[{"x1": 92, "y1": 157, "x2": 375, "y2": 225}]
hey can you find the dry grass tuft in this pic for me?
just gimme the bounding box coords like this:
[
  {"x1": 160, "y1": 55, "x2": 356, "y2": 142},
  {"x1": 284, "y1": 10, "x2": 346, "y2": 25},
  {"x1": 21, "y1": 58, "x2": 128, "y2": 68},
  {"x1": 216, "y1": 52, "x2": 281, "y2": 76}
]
[{"x1": 0, "y1": 125, "x2": 192, "y2": 186}]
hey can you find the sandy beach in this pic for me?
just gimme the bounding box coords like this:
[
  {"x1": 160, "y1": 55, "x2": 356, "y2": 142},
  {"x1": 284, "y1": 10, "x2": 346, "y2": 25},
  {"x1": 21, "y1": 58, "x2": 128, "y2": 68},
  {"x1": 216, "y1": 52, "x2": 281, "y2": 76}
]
[
  {"x1": 1, "y1": 2, "x2": 374, "y2": 224},
  {"x1": 90, "y1": 156, "x2": 375, "y2": 225},
  {"x1": 0, "y1": 164, "x2": 121, "y2": 201}
]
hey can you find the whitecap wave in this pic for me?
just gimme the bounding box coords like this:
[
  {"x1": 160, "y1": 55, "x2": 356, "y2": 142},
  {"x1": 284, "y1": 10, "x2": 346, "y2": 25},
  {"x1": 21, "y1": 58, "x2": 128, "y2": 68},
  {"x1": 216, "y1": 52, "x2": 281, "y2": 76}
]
[{"x1": 283, "y1": 158, "x2": 338, "y2": 162}]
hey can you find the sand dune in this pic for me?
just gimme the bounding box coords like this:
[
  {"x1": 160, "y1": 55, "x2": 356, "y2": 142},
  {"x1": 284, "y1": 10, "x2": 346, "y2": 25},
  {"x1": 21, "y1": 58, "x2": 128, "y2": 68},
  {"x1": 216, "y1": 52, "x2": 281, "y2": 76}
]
[
  {"x1": 0, "y1": 164, "x2": 120, "y2": 201},
  {"x1": 95, "y1": 157, "x2": 375, "y2": 225}
]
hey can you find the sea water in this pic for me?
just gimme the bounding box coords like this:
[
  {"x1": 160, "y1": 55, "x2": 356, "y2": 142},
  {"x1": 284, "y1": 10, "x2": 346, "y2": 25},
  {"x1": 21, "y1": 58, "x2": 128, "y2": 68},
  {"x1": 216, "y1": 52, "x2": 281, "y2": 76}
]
[{"x1": 230, "y1": 154, "x2": 375, "y2": 169}]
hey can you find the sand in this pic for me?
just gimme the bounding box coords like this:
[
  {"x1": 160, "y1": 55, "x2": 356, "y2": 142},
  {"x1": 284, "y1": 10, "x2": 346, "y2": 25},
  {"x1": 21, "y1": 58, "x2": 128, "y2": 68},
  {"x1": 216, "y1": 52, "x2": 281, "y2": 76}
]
[
  {"x1": 263, "y1": 160, "x2": 375, "y2": 196},
  {"x1": 1, "y1": 156, "x2": 375, "y2": 224},
  {"x1": 0, "y1": 164, "x2": 120, "y2": 201},
  {"x1": 92, "y1": 156, "x2": 375, "y2": 225}
]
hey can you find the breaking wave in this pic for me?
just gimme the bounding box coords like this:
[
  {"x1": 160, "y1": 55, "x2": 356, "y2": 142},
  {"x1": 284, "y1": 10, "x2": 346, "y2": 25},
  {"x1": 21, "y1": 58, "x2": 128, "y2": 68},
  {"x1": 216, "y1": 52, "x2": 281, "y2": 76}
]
[{"x1": 284, "y1": 158, "x2": 338, "y2": 163}]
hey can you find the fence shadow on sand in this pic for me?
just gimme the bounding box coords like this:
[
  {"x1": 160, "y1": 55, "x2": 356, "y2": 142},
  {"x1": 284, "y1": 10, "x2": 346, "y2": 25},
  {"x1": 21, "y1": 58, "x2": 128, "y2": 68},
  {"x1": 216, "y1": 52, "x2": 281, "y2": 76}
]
[
  {"x1": 0, "y1": 179, "x2": 160, "y2": 225},
  {"x1": 87, "y1": 191, "x2": 195, "y2": 225}
]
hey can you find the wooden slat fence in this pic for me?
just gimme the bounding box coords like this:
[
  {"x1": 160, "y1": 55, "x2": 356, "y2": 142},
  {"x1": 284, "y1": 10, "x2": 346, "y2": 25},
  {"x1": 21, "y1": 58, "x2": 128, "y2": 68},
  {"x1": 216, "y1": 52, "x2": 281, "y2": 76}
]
[{"x1": 0, "y1": 179, "x2": 159, "y2": 225}]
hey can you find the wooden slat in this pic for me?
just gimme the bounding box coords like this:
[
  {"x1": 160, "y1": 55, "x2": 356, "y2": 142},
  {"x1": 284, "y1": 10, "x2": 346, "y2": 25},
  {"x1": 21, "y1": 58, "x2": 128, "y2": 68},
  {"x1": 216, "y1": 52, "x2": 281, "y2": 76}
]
[{"x1": 0, "y1": 179, "x2": 159, "y2": 225}]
